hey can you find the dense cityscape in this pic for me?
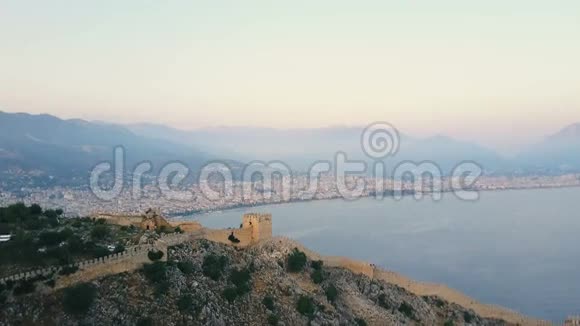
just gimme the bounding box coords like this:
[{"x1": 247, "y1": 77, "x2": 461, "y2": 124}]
[{"x1": 1, "y1": 174, "x2": 579, "y2": 217}]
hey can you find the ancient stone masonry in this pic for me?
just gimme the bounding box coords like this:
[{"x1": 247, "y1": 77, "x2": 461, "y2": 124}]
[
  {"x1": 94, "y1": 208, "x2": 202, "y2": 232},
  {"x1": 0, "y1": 213, "x2": 272, "y2": 290},
  {"x1": 204, "y1": 213, "x2": 272, "y2": 247}
]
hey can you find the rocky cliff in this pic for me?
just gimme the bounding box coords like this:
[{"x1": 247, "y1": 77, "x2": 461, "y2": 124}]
[{"x1": 0, "y1": 238, "x2": 520, "y2": 326}]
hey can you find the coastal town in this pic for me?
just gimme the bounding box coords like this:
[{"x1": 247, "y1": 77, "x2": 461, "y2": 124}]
[{"x1": 1, "y1": 174, "x2": 579, "y2": 217}]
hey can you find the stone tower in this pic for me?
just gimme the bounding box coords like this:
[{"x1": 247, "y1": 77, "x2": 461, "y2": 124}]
[{"x1": 242, "y1": 213, "x2": 272, "y2": 243}]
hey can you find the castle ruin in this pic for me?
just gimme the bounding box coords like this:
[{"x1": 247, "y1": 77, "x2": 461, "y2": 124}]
[{"x1": 0, "y1": 212, "x2": 273, "y2": 289}]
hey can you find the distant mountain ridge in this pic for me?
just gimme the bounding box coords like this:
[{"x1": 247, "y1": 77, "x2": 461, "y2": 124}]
[
  {"x1": 548, "y1": 123, "x2": 580, "y2": 140},
  {"x1": 0, "y1": 111, "x2": 578, "y2": 184},
  {"x1": 127, "y1": 123, "x2": 509, "y2": 174},
  {"x1": 515, "y1": 123, "x2": 580, "y2": 173},
  {"x1": 0, "y1": 112, "x2": 208, "y2": 182},
  {"x1": 128, "y1": 122, "x2": 580, "y2": 174}
]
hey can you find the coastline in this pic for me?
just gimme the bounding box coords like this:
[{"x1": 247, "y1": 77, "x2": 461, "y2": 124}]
[
  {"x1": 170, "y1": 184, "x2": 580, "y2": 219},
  {"x1": 267, "y1": 236, "x2": 550, "y2": 326}
]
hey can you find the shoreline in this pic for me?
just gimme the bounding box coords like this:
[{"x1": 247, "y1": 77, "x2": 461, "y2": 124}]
[
  {"x1": 170, "y1": 183, "x2": 580, "y2": 219},
  {"x1": 268, "y1": 236, "x2": 550, "y2": 326}
]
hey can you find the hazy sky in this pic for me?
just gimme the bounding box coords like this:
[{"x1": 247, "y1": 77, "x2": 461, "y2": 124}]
[{"x1": 1, "y1": 1, "x2": 579, "y2": 152}]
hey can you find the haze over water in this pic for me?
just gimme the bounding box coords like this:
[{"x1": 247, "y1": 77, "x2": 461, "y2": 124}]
[{"x1": 188, "y1": 187, "x2": 580, "y2": 323}]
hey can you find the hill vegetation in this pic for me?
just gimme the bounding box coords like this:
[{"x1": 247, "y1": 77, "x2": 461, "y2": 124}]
[{"x1": 0, "y1": 235, "x2": 513, "y2": 325}]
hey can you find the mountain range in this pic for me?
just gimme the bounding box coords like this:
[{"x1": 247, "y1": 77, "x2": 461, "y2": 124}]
[
  {"x1": 0, "y1": 111, "x2": 578, "y2": 187},
  {"x1": 0, "y1": 112, "x2": 208, "y2": 185},
  {"x1": 127, "y1": 122, "x2": 580, "y2": 174}
]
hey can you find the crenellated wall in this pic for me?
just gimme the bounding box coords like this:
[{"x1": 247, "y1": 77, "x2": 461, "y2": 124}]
[
  {"x1": 96, "y1": 214, "x2": 144, "y2": 227},
  {"x1": 203, "y1": 228, "x2": 253, "y2": 247},
  {"x1": 204, "y1": 213, "x2": 272, "y2": 247},
  {"x1": 0, "y1": 214, "x2": 271, "y2": 290}
]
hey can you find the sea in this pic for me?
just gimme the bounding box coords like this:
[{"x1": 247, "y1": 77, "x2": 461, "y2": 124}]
[{"x1": 183, "y1": 187, "x2": 580, "y2": 323}]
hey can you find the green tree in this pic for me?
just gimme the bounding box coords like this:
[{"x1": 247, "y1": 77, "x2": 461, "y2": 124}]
[
  {"x1": 287, "y1": 248, "x2": 307, "y2": 273},
  {"x1": 325, "y1": 284, "x2": 338, "y2": 303},
  {"x1": 177, "y1": 294, "x2": 193, "y2": 312},
  {"x1": 29, "y1": 204, "x2": 42, "y2": 215},
  {"x1": 142, "y1": 262, "x2": 167, "y2": 283},
  {"x1": 63, "y1": 283, "x2": 97, "y2": 315},
  {"x1": 147, "y1": 250, "x2": 164, "y2": 261},
  {"x1": 267, "y1": 314, "x2": 279, "y2": 325},
  {"x1": 90, "y1": 225, "x2": 110, "y2": 240},
  {"x1": 202, "y1": 254, "x2": 228, "y2": 280},
  {"x1": 177, "y1": 261, "x2": 194, "y2": 274},
  {"x1": 262, "y1": 296, "x2": 275, "y2": 311},
  {"x1": 310, "y1": 269, "x2": 324, "y2": 284},
  {"x1": 296, "y1": 296, "x2": 316, "y2": 317}
]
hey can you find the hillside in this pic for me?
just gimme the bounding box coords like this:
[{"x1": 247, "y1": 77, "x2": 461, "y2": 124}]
[
  {"x1": 127, "y1": 123, "x2": 508, "y2": 173},
  {"x1": 0, "y1": 112, "x2": 208, "y2": 187},
  {"x1": 516, "y1": 123, "x2": 580, "y2": 173},
  {"x1": 0, "y1": 238, "x2": 533, "y2": 326}
]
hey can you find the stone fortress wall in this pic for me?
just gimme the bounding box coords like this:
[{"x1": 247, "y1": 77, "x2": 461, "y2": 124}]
[
  {"x1": 0, "y1": 213, "x2": 548, "y2": 325},
  {"x1": 274, "y1": 236, "x2": 551, "y2": 326},
  {"x1": 203, "y1": 213, "x2": 272, "y2": 247},
  {"x1": 0, "y1": 213, "x2": 272, "y2": 288}
]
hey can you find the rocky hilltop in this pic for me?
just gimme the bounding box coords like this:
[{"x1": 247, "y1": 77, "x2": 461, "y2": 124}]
[{"x1": 1, "y1": 237, "x2": 523, "y2": 326}]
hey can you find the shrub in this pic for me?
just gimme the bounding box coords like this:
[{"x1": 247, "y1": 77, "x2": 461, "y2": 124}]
[
  {"x1": 177, "y1": 261, "x2": 194, "y2": 275},
  {"x1": 378, "y1": 293, "x2": 390, "y2": 309},
  {"x1": 310, "y1": 269, "x2": 324, "y2": 284},
  {"x1": 59, "y1": 228, "x2": 74, "y2": 241},
  {"x1": 355, "y1": 318, "x2": 367, "y2": 326},
  {"x1": 296, "y1": 295, "x2": 316, "y2": 317},
  {"x1": 230, "y1": 268, "x2": 251, "y2": 293},
  {"x1": 92, "y1": 246, "x2": 110, "y2": 258},
  {"x1": 311, "y1": 260, "x2": 323, "y2": 271},
  {"x1": 90, "y1": 225, "x2": 110, "y2": 240},
  {"x1": 228, "y1": 232, "x2": 240, "y2": 243},
  {"x1": 147, "y1": 250, "x2": 164, "y2": 261},
  {"x1": 262, "y1": 295, "x2": 275, "y2": 311},
  {"x1": 29, "y1": 204, "x2": 43, "y2": 215},
  {"x1": 13, "y1": 280, "x2": 36, "y2": 296},
  {"x1": 114, "y1": 243, "x2": 125, "y2": 253},
  {"x1": 222, "y1": 287, "x2": 238, "y2": 302},
  {"x1": 325, "y1": 284, "x2": 338, "y2": 302},
  {"x1": 174, "y1": 226, "x2": 183, "y2": 234},
  {"x1": 63, "y1": 283, "x2": 97, "y2": 315},
  {"x1": 444, "y1": 321, "x2": 455, "y2": 326},
  {"x1": 136, "y1": 317, "x2": 153, "y2": 326},
  {"x1": 156, "y1": 226, "x2": 170, "y2": 234},
  {"x1": 287, "y1": 248, "x2": 307, "y2": 273},
  {"x1": 72, "y1": 219, "x2": 83, "y2": 228},
  {"x1": 221, "y1": 267, "x2": 252, "y2": 302},
  {"x1": 177, "y1": 294, "x2": 193, "y2": 312},
  {"x1": 463, "y1": 311, "x2": 475, "y2": 323},
  {"x1": 202, "y1": 254, "x2": 228, "y2": 280},
  {"x1": 142, "y1": 261, "x2": 167, "y2": 283},
  {"x1": 59, "y1": 265, "x2": 79, "y2": 275},
  {"x1": 398, "y1": 302, "x2": 416, "y2": 320},
  {"x1": 38, "y1": 231, "x2": 64, "y2": 246},
  {"x1": 154, "y1": 280, "x2": 170, "y2": 297},
  {"x1": 67, "y1": 235, "x2": 85, "y2": 254},
  {"x1": 267, "y1": 314, "x2": 280, "y2": 325}
]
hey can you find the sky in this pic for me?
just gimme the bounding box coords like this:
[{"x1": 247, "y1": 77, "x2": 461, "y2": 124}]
[{"x1": 1, "y1": 1, "x2": 580, "y2": 152}]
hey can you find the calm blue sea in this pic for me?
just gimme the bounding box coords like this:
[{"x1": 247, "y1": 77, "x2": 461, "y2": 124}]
[{"x1": 183, "y1": 187, "x2": 580, "y2": 323}]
